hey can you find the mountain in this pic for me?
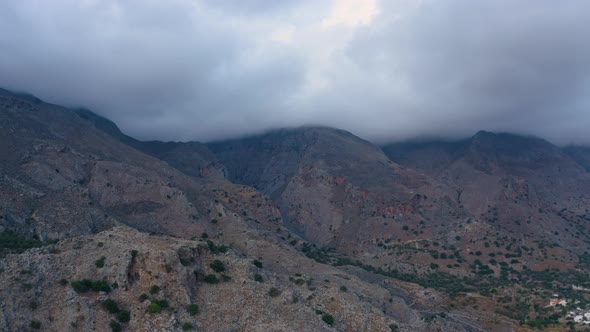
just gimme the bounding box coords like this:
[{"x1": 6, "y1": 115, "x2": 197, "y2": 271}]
[
  {"x1": 0, "y1": 89, "x2": 467, "y2": 331},
  {"x1": 74, "y1": 108, "x2": 226, "y2": 180},
  {"x1": 208, "y1": 127, "x2": 462, "y2": 250},
  {"x1": 383, "y1": 131, "x2": 590, "y2": 259},
  {"x1": 2, "y1": 88, "x2": 590, "y2": 331},
  {"x1": 564, "y1": 145, "x2": 590, "y2": 171}
]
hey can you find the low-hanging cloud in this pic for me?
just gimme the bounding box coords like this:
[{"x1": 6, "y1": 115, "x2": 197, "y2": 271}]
[{"x1": 1, "y1": 0, "x2": 590, "y2": 145}]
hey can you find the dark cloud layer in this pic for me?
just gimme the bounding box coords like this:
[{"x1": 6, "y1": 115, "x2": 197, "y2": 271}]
[{"x1": 1, "y1": 0, "x2": 589, "y2": 145}]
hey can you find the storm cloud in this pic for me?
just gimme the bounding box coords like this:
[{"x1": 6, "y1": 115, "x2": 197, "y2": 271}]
[{"x1": 1, "y1": 0, "x2": 590, "y2": 145}]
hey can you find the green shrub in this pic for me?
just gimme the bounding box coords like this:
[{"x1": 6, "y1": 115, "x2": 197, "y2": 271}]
[
  {"x1": 222, "y1": 274, "x2": 232, "y2": 282},
  {"x1": 322, "y1": 314, "x2": 335, "y2": 326},
  {"x1": 130, "y1": 250, "x2": 138, "y2": 260},
  {"x1": 204, "y1": 274, "x2": 219, "y2": 284},
  {"x1": 116, "y1": 310, "x2": 130, "y2": 323},
  {"x1": 389, "y1": 323, "x2": 399, "y2": 332},
  {"x1": 150, "y1": 285, "x2": 160, "y2": 294},
  {"x1": 0, "y1": 230, "x2": 54, "y2": 255},
  {"x1": 206, "y1": 240, "x2": 228, "y2": 253},
  {"x1": 147, "y1": 302, "x2": 161, "y2": 314},
  {"x1": 152, "y1": 299, "x2": 169, "y2": 309},
  {"x1": 110, "y1": 320, "x2": 121, "y2": 332},
  {"x1": 71, "y1": 279, "x2": 110, "y2": 293},
  {"x1": 254, "y1": 273, "x2": 263, "y2": 282},
  {"x1": 186, "y1": 304, "x2": 199, "y2": 316},
  {"x1": 30, "y1": 320, "x2": 41, "y2": 329},
  {"x1": 59, "y1": 279, "x2": 68, "y2": 286},
  {"x1": 182, "y1": 322, "x2": 193, "y2": 330},
  {"x1": 102, "y1": 299, "x2": 120, "y2": 314},
  {"x1": 139, "y1": 293, "x2": 148, "y2": 302},
  {"x1": 339, "y1": 286, "x2": 347, "y2": 292},
  {"x1": 402, "y1": 225, "x2": 409, "y2": 231},
  {"x1": 71, "y1": 279, "x2": 91, "y2": 293},
  {"x1": 210, "y1": 260, "x2": 225, "y2": 272},
  {"x1": 95, "y1": 256, "x2": 106, "y2": 268},
  {"x1": 201, "y1": 232, "x2": 208, "y2": 239},
  {"x1": 268, "y1": 287, "x2": 281, "y2": 297},
  {"x1": 252, "y1": 260, "x2": 263, "y2": 268}
]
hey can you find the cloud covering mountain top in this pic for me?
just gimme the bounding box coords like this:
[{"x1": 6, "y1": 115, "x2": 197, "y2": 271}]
[{"x1": 1, "y1": 0, "x2": 590, "y2": 144}]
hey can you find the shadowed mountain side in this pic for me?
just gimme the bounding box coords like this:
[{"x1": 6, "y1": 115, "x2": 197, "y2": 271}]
[
  {"x1": 74, "y1": 108, "x2": 226, "y2": 180},
  {"x1": 208, "y1": 127, "x2": 462, "y2": 249}
]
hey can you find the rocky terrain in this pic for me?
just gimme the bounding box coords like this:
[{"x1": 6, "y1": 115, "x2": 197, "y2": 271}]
[{"x1": 1, "y1": 88, "x2": 589, "y2": 331}]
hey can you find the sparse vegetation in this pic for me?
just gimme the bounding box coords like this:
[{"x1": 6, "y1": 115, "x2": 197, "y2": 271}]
[
  {"x1": 95, "y1": 256, "x2": 106, "y2": 268},
  {"x1": 254, "y1": 273, "x2": 263, "y2": 282},
  {"x1": 204, "y1": 274, "x2": 220, "y2": 284},
  {"x1": 30, "y1": 320, "x2": 41, "y2": 329},
  {"x1": 150, "y1": 285, "x2": 160, "y2": 294},
  {"x1": 102, "y1": 299, "x2": 120, "y2": 314},
  {"x1": 206, "y1": 240, "x2": 228, "y2": 254},
  {"x1": 147, "y1": 302, "x2": 161, "y2": 314},
  {"x1": 210, "y1": 259, "x2": 225, "y2": 272},
  {"x1": 110, "y1": 320, "x2": 122, "y2": 332},
  {"x1": 71, "y1": 279, "x2": 110, "y2": 293},
  {"x1": 117, "y1": 310, "x2": 130, "y2": 323},
  {"x1": 252, "y1": 259, "x2": 263, "y2": 268},
  {"x1": 268, "y1": 287, "x2": 281, "y2": 297},
  {"x1": 182, "y1": 322, "x2": 193, "y2": 330},
  {"x1": 0, "y1": 230, "x2": 56, "y2": 255},
  {"x1": 186, "y1": 304, "x2": 199, "y2": 316},
  {"x1": 322, "y1": 314, "x2": 335, "y2": 326},
  {"x1": 139, "y1": 293, "x2": 148, "y2": 302}
]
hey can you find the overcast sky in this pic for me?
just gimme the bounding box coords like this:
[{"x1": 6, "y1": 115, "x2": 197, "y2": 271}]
[{"x1": 1, "y1": 0, "x2": 590, "y2": 145}]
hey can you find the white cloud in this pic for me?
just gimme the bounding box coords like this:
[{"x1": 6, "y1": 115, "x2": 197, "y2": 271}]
[{"x1": 321, "y1": 0, "x2": 379, "y2": 28}]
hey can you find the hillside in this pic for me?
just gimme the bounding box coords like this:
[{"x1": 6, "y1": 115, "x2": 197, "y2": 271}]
[
  {"x1": 2, "y1": 89, "x2": 590, "y2": 330},
  {"x1": 0, "y1": 90, "x2": 473, "y2": 331}
]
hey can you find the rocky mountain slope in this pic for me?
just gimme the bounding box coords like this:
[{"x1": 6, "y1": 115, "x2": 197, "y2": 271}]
[
  {"x1": 0, "y1": 90, "x2": 481, "y2": 331},
  {"x1": 2, "y1": 88, "x2": 590, "y2": 331},
  {"x1": 208, "y1": 128, "x2": 590, "y2": 329}
]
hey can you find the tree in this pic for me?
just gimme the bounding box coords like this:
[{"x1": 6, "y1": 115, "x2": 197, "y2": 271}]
[
  {"x1": 110, "y1": 320, "x2": 122, "y2": 332},
  {"x1": 210, "y1": 260, "x2": 225, "y2": 273},
  {"x1": 116, "y1": 310, "x2": 130, "y2": 323},
  {"x1": 186, "y1": 304, "x2": 199, "y2": 316},
  {"x1": 322, "y1": 314, "x2": 335, "y2": 325},
  {"x1": 102, "y1": 299, "x2": 120, "y2": 314},
  {"x1": 150, "y1": 285, "x2": 160, "y2": 294},
  {"x1": 147, "y1": 302, "x2": 161, "y2": 314}
]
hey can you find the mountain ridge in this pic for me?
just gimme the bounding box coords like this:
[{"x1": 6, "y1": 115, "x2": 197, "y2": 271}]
[{"x1": 2, "y1": 88, "x2": 590, "y2": 331}]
